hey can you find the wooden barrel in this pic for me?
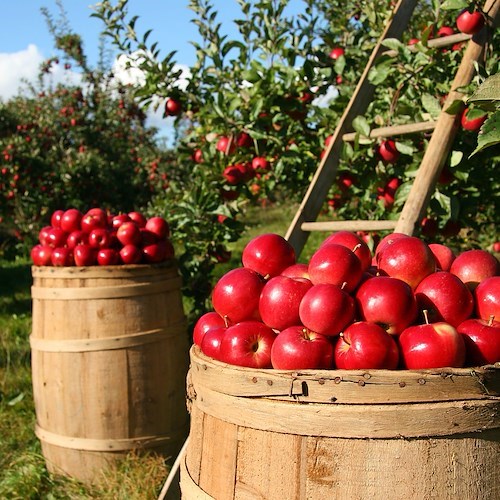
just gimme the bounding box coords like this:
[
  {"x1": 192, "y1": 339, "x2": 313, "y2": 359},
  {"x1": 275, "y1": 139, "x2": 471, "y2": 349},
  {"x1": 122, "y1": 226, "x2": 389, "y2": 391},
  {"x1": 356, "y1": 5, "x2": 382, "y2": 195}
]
[
  {"x1": 182, "y1": 345, "x2": 500, "y2": 500},
  {"x1": 30, "y1": 262, "x2": 190, "y2": 484}
]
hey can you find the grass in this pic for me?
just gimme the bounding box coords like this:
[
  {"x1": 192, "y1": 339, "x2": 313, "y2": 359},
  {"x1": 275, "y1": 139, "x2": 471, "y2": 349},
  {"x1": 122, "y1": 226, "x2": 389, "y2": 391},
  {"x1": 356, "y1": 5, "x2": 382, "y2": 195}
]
[{"x1": 1, "y1": 201, "x2": 317, "y2": 499}]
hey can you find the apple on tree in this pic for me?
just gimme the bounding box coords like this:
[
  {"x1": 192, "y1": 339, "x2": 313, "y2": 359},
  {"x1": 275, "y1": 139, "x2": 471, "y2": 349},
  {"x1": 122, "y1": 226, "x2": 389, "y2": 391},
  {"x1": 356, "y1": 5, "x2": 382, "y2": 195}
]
[{"x1": 456, "y1": 8, "x2": 485, "y2": 35}]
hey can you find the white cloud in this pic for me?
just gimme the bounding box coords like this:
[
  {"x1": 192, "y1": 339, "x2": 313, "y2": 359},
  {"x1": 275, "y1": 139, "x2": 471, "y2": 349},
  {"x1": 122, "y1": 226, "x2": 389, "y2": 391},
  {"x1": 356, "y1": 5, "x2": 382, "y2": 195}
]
[{"x1": 0, "y1": 45, "x2": 44, "y2": 100}]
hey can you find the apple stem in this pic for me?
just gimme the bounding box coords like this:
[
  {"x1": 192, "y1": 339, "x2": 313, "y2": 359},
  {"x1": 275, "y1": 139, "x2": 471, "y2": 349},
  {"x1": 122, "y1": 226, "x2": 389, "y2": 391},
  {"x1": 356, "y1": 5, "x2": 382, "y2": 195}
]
[
  {"x1": 423, "y1": 309, "x2": 430, "y2": 325},
  {"x1": 489, "y1": 314, "x2": 495, "y2": 327},
  {"x1": 352, "y1": 243, "x2": 361, "y2": 253},
  {"x1": 341, "y1": 281, "x2": 347, "y2": 290},
  {"x1": 223, "y1": 315, "x2": 230, "y2": 328}
]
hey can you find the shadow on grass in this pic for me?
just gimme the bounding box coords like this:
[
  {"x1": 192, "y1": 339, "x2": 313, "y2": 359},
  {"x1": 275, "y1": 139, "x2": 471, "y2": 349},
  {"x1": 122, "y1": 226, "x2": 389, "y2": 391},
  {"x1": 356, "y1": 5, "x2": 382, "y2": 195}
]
[{"x1": 0, "y1": 261, "x2": 32, "y2": 316}]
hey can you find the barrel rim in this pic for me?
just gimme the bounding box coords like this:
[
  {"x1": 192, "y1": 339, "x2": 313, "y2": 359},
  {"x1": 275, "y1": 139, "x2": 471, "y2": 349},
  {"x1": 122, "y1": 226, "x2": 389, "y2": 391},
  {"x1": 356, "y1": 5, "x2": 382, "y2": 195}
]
[{"x1": 190, "y1": 344, "x2": 500, "y2": 379}]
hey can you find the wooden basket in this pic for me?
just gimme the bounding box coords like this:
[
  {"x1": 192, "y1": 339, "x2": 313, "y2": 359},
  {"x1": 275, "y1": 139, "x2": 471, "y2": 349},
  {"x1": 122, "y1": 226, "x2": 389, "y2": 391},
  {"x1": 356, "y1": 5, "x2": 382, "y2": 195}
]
[
  {"x1": 182, "y1": 345, "x2": 500, "y2": 499},
  {"x1": 30, "y1": 262, "x2": 190, "y2": 484}
]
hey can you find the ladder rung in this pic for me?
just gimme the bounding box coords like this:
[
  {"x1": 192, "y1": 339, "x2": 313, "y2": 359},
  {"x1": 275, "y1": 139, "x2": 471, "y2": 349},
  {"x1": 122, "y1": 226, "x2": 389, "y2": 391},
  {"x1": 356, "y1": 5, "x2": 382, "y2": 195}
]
[
  {"x1": 342, "y1": 120, "x2": 436, "y2": 142},
  {"x1": 383, "y1": 33, "x2": 472, "y2": 57},
  {"x1": 301, "y1": 220, "x2": 399, "y2": 232}
]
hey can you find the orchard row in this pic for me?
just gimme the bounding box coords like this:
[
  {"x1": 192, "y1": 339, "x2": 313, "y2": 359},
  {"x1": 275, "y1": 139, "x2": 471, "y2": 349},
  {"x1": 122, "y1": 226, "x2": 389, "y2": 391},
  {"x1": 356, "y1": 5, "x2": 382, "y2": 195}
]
[{"x1": 194, "y1": 231, "x2": 499, "y2": 371}]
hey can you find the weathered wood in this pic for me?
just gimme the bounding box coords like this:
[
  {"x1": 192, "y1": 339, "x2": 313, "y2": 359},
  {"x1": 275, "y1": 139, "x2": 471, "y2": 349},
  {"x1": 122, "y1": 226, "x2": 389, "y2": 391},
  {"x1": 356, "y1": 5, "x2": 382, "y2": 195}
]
[
  {"x1": 342, "y1": 120, "x2": 437, "y2": 142},
  {"x1": 301, "y1": 220, "x2": 398, "y2": 232},
  {"x1": 395, "y1": 0, "x2": 500, "y2": 234},
  {"x1": 31, "y1": 263, "x2": 190, "y2": 485},
  {"x1": 285, "y1": 0, "x2": 419, "y2": 254},
  {"x1": 182, "y1": 347, "x2": 500, "y2": 499}
]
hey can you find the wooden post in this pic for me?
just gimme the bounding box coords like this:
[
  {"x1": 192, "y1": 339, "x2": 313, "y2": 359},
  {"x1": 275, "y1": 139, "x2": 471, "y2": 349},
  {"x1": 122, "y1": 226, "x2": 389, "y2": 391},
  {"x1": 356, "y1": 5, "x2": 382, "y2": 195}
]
[{"x1": 395, "y1": 0, "x2": 500, "y2": 235}]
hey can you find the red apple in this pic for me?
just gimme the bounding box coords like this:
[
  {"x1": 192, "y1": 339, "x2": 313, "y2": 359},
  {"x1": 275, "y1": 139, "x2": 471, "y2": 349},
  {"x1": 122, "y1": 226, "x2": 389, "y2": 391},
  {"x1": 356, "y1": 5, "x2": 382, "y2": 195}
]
[
  {"x1": 119, "y1": 243, "x2": 142, "y2": 264},
  {"x1": 242, "y1": 233, "x2": 296, "y2": 279},
  {"x1": 474, "y1": 276, "x2": 500, "y2": 322},
  {"x1": 377, "y1": 236, "x2": 436, "y2": 289},
  {"x1": 308, "y1": 243, "x2": 363, "y2": 293},
  {"x1": 259, "y1": 275, "x2": 313, "y2": 331},
  {"x1": 74, "y1": 244, "x2": 97, "y2": 266},
  {"x1": 456, "y1": 8, "x2": 485, "y2": 35},
  {"x1": 271, "y1": 326, "x2": 334, "y2": 370},
  {"x1": 38, "y1": 225, "x2": 53, "y2": 245},
  {"x1": 398, "y1": 321, "x2": 466, "y2": 369},
  {"x1": 236, "y1": 131, "x2": 252, "y2": 148},
  {"x1": 164, "y1": 97, "x2": 182, "y2": 116},
  {"x1": 140, "y1": 228, "x2": 159, "y2": 247},
  {"x1": 219, "y1": 321, "x2": 276, "y2": 368},
  {"x1": 280, "y1": 263, "x2": 309, "y2": 279},
  {"x1": 377, "y1": 139, "x2": 399, "y2": 163},
  {"x1": 428, "y1": 243, "x2": 456, "y2": 271},
  {"x1": 251, "y1": 156, "x2": 269, "y2": 172},
  {"x1": 437, "y1": 25, "x2": 454, "y2": 37},
  {"x1": 299, "y1": 283, "x2": 355, "y2": 336},
  {"x1": 374, "y1": 232, "x2": 409, "y2": 258},
  {"x1": 81, "y1": 208, "x2": 107, "y2": 233},
  {"x1": 60, "y1": 208, "x2": 83, "y2": 233},
  {"x1": 31, "y1": 244, "x2": 53, "y2": 266},
  {"x1": 128, "y1": 211, "x2": 147, "y2": 228},
  {"x1": 223, "y1": 164, "x2": 245, "y2": 185},
  {"x1": 88, "y1": 228, "x2": 112, "y2": 249},
  {"x1": 200, "y1": 326, "x2": 227, "y2": 360},
  {"x1": 415, "y1": 271, "x2": 473, "y2": 327},
  {"x1": 97, "y1": 248, "x2": 120, "y2": 266},
  {"x1": 111, "y1": 213, "x2": 132, "y2": 230},
  {"x1": 212, "y1": 267, "x2": 264, "y2": 323},
  {"x1": 116, "y1": 221, "x2": 142, "y2": 246},
  {"x1": 320, "y1": 230, "x2": 372, "y2": 272},
  {"x1": 329, "y1": 47, "x2": 345, "y2": 60},
  {"x1": 334, "y1": 322, "x2": 399, "y2": 370},
  {"x1": 458, "y1": 317, "x2": 500, "y2": 366},
  {"x1": 51, "y1": 247, "x2": 74, "y2": 267},
  {"x1": 216, "y1": 136, "x2": 236, "y2": 155},
  {"x1": 50, "y1": 210, "x2": 64, "y2": 229},
  {"x1": 145, "y1": 216, "x2": 170, "y2": 239},
  {"x1": 142, "y1": 241, "x2": 168, "y2": 263},
  {"x1": 355, "y1": 276, "x2": 418, "y2": 334},
  {"x1": 45, "y1": 227, "x2": 68, "y2": 248},
  {"x1": 450, "y1": 249, "x2": 499, "y2": 290},
  {"x1": 461, "y1": 107, "x2": 487, "y2": 131},
  {"x1": 193, "y1": 311, "x2": 227, "y2": 346},
  {"x1": 66, "y1": 230, "x2": 88, "y2": 249}
]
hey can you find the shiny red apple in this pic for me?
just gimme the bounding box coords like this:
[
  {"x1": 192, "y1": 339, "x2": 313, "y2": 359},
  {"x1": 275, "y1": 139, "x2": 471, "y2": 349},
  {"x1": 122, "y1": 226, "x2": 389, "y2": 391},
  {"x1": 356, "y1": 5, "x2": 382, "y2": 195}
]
[
  {"x1": 474, "y1": 276, "x2": 500, "y2": 322},
  {"x1": 334, "y1": 321, "x2": 399, "y2": 370},
  {"x1": 457, "y1": 317, "x2": 500, "y2": 366},
  {"x1": 271, "y1": 326, "x2": 334, "y2": 370},
  {"x1": 428, "y1": 243, "x2": 456, "y2": 271},
  {"x1": 319, "y1": 231, "x2": 372, "y2": 272},
  {"x1": 450, "y1": 249, "x2": 499, "y2": 290}
]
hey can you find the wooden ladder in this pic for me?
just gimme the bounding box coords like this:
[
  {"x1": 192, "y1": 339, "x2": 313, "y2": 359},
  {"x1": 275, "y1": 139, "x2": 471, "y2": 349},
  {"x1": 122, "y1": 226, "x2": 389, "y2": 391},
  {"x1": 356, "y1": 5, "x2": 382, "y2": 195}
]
[{"x1": 285, "y1": 0, "x2": 499, "y2": 255}]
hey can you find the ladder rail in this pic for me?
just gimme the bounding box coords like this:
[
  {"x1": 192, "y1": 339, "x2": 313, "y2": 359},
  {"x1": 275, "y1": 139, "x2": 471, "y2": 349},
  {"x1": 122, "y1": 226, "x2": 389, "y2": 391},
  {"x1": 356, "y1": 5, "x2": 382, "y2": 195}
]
[{"x1": 285, "y1": 0, "x2": 419, "y2": 254}]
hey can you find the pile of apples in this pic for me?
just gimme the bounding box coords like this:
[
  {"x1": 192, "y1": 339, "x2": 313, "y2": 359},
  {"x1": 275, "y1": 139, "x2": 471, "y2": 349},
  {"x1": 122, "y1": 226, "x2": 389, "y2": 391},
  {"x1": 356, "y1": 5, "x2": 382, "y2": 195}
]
[
  {"x1": 31, "y1": 207, "x2": 174, "y2": 266},
  {"x1": 194, "y1": 231, "x2": 500, "y2": 371}
]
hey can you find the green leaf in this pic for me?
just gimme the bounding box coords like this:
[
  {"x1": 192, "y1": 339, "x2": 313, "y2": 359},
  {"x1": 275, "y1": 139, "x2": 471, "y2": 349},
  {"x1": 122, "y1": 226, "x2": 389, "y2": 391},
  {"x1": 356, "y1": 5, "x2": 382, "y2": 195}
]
[
  {"x1": 470, "y1": 110, "x2": 500, "y2": 156},
  {"x1": 468, "y1": 73, "x2": 500, "y2": 104},
  {"x1": 352, "y1": 115, "x2": 371, "y2": 137},
  {"x1": 382, "y1": 38, "x2": 405, "y2": 52},
  {"x1": 445, "y1": 99, "x2": 465, "y2": 115},
  {"x1": 441, "y1": 0, "x2": 469, "y2": 10},
  {"x1": 368, "y1": 62, "x2": 391, "y2": 85},
  {"x1": 422, "y1": 93, "x2": 442, "y2": 119},
  {"x1": 395, "y1": 141, "x2": 414, "y2": 155},
  {"x1": 450, "y1": 150, "x2": 463, "y2": 167}
]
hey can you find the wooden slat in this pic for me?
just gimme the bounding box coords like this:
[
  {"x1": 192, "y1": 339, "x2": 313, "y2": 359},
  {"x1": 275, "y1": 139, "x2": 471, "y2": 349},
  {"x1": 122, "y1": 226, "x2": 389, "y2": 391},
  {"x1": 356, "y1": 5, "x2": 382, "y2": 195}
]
[
  {"x1": 285, "y1": 0, "x2": 419, "y2": 254},
  {"x1": 383, "y1": 33, "x2": 472, "y2": 57},
  {"x1": 300, "y1": 220, "x2": 398, "y2": 232},
  {"x1": 342, "y1": 120, "x2": 437, "y2": 142},
  {"x1": 395, "y1": 0, "x2": 500, "y2": 235}
]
